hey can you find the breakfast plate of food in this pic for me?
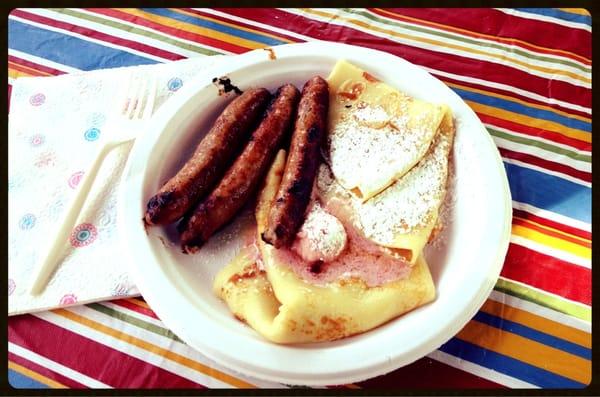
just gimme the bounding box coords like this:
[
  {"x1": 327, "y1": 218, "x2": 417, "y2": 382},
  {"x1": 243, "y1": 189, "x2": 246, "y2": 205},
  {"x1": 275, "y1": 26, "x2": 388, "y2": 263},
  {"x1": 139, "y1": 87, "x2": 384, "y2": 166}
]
[{"x1": 118, "y1": 41, "x2": 512, "y2": 385}]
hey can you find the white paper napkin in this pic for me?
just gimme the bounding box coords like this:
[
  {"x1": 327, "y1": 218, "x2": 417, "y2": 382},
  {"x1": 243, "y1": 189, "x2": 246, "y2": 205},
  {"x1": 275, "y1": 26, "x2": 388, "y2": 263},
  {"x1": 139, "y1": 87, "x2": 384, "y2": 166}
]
[{"x1": 8, "y1": 56, "x2": 225, "y2": 315}]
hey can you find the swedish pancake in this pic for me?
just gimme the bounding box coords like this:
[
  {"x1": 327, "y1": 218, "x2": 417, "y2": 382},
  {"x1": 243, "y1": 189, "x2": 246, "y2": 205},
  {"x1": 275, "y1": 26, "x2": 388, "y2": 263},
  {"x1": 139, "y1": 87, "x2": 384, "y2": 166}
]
[
  {"x1": 214, "y1": 150, "x2": 436, "y2": 344},
  {"x1": 325, "y1": 60, "x2": 447, "y2": 202},
  {"x1": 318, "y1": 107, "x2": 455, "y2": 264}
]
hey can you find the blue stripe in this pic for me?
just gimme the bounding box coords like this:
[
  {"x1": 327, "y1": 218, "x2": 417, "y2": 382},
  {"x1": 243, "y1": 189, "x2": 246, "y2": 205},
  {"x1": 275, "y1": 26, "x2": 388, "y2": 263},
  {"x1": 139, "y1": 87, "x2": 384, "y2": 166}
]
[
  {"x1": 8, "y1": 369, "x2": 49, "y2": 389},
  {"x1": 473, "y1": 312, "x2": 591, "y2": 360},
  {"x1": 454, "y1": 88, "x2": 590, "y2": 133},
  {"x1": 504, "y1": 162, "x2": 590, "y2": 223},
  {"x1": 439, "y1": 338, "x2": 586, "y2": 388},
  {"x1": 141, "y1": 8, "x2": 287, "y2": 47},
  {"x1": 514, "y1": 8, "x2": 591, "y2": 26},
  {"x1": 8, "y1": 19, "x2": 158, "y2": 71}
]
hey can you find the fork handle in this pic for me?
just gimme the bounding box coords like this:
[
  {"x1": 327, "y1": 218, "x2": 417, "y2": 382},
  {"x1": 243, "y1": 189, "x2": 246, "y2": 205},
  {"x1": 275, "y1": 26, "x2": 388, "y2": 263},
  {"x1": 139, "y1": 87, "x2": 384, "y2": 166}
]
[{"x1": 28, "y1": 141, "x2": 120, "y2": 295}]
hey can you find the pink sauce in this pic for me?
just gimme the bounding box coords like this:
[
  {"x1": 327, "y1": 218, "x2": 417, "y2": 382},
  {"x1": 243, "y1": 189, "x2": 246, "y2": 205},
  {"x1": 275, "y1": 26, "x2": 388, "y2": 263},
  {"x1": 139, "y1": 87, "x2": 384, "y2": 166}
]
[{"x1": 268, "y1": 198, "x2": 411, "y2": 287}]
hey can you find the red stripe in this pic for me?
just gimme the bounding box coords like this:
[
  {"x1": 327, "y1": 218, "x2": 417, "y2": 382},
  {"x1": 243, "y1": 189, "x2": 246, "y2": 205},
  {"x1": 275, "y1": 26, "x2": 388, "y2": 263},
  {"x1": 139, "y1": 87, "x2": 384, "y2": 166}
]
[
  {"x1": 435, "y1": 73, "x2": 591, "y2": 121},
  {"x1": 110, "y1": 299, "x2": 161, "y2": 320},
  {"x1": 480, "y1": 114, "x2": 590, "y2": 151},
  {"x1": 87, "y1": 8, "x2": 248, "y2": 54},
  {"x1": 8, "y1": 314, "x2": 205, "y2": 388},
  {"x1": 368, "y1": 8, "x2": 591, "y2": 65},
  {"x1": 357, "y1": 356, "x2": 504, "y2": 388},
  {"x1": 8, "y1": 351, "x2": 87, "y2": 388},
  {"x1": 512, "y1": 217, "x2": 590, "y2": 249},
  {"x1": 181, "y1": 8, "x2": 304, "y2": 44},
  {"x1": 498, "y1": 148, "x2": 590, "y2": 183},
  {"x1": 218, "y1": 8, "x2": 591, "y2": 109},
  {"x1": 8, "y1": 55, "x2": 65, "y2": 76},
  {"x1": 388, "y1": 8, "x2": 591, "y2": 60},
  {"x1": 11, "y1": 9, "x2": 184, "y2": 61},
  {"x1": 501, "y1": 243, "x2": 590, "y2": 305},
  {"x1": 513, "y1": 208, "x2": 590, "y2": 241}
]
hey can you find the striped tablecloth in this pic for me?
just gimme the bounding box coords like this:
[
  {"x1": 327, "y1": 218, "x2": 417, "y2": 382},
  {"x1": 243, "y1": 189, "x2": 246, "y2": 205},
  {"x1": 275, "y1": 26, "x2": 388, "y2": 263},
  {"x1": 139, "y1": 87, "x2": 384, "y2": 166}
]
[{"x1": 8, "y1": 8, "x2": 591, "y2": 389}]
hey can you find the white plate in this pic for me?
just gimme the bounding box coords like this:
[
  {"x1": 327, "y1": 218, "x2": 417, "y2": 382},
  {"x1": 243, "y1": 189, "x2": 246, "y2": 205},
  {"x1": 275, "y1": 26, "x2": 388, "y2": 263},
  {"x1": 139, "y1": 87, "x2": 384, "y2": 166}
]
[{"x1": 118, "y1": 42, "x2": 512, "y2": 386}]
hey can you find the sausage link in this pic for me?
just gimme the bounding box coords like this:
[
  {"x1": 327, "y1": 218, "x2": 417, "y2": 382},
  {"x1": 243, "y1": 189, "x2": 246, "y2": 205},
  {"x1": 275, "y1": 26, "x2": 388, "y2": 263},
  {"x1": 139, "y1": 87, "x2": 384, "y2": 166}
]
[
  {"x1": 180, "y1": 84, "x2": 301, "y2": 252},
  {"x1": 144, "y1": 88, "x2": 271, "y2": 225},
  {"x1": 261, "y1": 76, "x2": 329, "y2": 248}
]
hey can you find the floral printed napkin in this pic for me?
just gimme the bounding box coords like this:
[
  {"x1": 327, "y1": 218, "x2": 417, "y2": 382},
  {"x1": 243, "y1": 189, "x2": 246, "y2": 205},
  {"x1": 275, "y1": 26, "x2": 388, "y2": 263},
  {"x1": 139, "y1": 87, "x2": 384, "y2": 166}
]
[{"x1": 8, "y1": 56, "x2": 224, "y2": 315}]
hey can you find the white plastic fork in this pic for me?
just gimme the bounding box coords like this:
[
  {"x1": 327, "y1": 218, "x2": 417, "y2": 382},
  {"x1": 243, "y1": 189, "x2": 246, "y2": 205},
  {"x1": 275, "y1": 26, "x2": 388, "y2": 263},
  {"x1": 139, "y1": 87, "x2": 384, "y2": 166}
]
[{"x1": 28, "y1": 73, "x2": 157, "y2": 295}]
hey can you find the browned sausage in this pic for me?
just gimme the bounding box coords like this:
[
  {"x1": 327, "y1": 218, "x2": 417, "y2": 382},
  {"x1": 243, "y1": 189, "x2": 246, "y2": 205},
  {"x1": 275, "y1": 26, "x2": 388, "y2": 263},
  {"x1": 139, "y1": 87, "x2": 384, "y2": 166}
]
[
  {"x1": 144, "y1": 88, "x2": 271, "y2": 225},
  {"x1": 261, "y1": 76, "x2": 329, "y2": 248},
  {"x1": 179, "y1": 84, "x2": 301, "y2": 252}
]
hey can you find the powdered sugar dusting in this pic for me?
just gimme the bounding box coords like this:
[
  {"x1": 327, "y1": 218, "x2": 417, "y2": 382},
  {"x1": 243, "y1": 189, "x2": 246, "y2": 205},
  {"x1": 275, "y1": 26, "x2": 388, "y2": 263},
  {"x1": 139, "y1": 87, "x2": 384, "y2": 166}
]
[{"x1": 326, "y1": 102, "x2": 440, "y2": 199}]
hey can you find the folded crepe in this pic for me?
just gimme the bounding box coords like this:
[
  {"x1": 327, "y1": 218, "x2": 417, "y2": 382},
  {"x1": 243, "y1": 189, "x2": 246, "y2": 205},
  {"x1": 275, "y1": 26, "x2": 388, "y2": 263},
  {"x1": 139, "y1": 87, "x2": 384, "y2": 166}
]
[
  {"x1": 325, "y1": 59, "x2": 448, "y2": 202},
  {"x1": 214, "y1": 151, "x2": 436, "y2": 344}
]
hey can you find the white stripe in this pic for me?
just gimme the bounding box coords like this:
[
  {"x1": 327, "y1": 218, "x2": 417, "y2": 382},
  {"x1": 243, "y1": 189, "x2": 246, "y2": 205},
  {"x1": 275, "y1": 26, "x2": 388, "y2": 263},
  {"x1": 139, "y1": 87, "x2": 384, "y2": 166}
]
[
  {"x1": 509, "y1": 234, "x2": 590, "y2": 269},
  {"x1": 423, "y1": 66, "x2": 591, "y2": 115},
  {"x1": 496, "y1": 8, "x2": 591, "y2": 32},
  {"x1": 9, "y1": 341, "x2": 111, "y2": 388},
  {"x1": 365, "y1": 8, "x2": 590, "y2": 72},
  {"x1": 29, "y1": 8, "x2": 197, "y2": 60},
  {"x1": 287, "y1": 8, "x2": 590, "y2": 89},
  {"x1": 37, "y1": 307, "x2": 286, "y2": 388},
  {"x1": 8, "y1": 49, "x2": 80, "y2": 73},
  {"x1": 503, "y1": 157, "x2": 591, "y2": 187},
  {"x1": 488, "y1": 290, "x2": 591, "y2": 330},
  {"x1": 512, "y1": 201, "x2": 590, "y2": 233},
  {"x1": 493, "y1": 136, "x2": 590, "y2": 174},
  {"x1": 486, "y1": 124, "x2": 590, "y2": 156},
  {"x1": 9, "y1": 14, "x2": 166, "y2": 64},
  {"x1": 72, "y1": 8, "x2": 236, "y2": 56},
  {"x1": 196, "y1": 8, "x2": 317, "y2": 42},
  {"x1": 427, "y1": 349, "x2": 538, "y2": 388},
  {"x1": 33, "y1": 310, "x2": 236, "y2": 388}
]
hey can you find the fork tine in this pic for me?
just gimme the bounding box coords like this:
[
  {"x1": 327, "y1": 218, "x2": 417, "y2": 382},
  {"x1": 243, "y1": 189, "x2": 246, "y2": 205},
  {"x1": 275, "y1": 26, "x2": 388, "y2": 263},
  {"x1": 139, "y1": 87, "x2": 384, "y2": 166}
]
[
  {"x1": 132, "y1": 75, "x2": 148, "y2": 120},
  {"x1": 141, "y1": 77, "x2": 157, "y2": 120}
]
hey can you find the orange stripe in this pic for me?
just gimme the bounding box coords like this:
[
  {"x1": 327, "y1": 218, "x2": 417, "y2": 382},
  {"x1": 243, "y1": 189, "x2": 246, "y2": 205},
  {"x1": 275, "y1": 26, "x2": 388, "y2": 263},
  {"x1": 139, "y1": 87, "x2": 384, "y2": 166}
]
[
  {"x1": 54, "y1": 308, "x2": 256, "y2": 388},
  {"x1": 125, "y1": 298, "x2": 152, "y2": 310},
  {"x1": 8, "y1": 61, "x2": 52, "y2": 76},
  {"x1": 373, "y1": 8, "x2": 591, "y2": 65},
  {"x1": 480, "y1": 299, "x2": 591, "y2": 348},
  {"x1": 457, "y1": 320, "x2": 590, "y2": 384},
  {"x1": 512, "y1": 217, "x2": 591, "y2": 249},
  {"x1": 8, "y1": 361, "x2": 67, "y2": 388}
]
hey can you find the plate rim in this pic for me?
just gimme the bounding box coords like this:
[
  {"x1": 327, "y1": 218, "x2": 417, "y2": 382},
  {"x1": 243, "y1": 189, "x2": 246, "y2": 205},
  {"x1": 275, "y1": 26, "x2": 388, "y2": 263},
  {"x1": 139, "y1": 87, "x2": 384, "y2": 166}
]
[{"x1": 118, "y1": 41, "x2": 512, "y2": 386}]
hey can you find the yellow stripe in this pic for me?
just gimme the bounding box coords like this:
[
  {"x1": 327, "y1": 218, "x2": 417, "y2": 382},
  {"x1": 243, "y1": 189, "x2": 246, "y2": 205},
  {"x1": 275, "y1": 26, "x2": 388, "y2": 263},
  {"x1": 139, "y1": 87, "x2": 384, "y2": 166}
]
[
  {"x1": 446, "y1": 81, "x2": 590, "y2": 123},
  {"x1": 54, "y1": 308, "x2": 256, "y2": 388},
  {"x1": 374, "y1": 8, "x2": 590, "y2": 65},
  {"x1": 117, "y1": 8, "x2": 266, "y2": 50},
  {"x1": 302, "y1": 9, "x2": 591, "y2": 85},
  {"x1": 512, "y1": 224, "x2": 590, "y2": 260},
  {"x1": 480, "y1": 299, "x2": 591, "y2": 348},
  {"x1": 558, "y1": 8, "x2": 591, "y2": 16},
  {"x1": 9, "y1": 68, "x2": 30, "y2": 79},
  {"x1": 8, "y1": 361, "x2": 67, "y2": 388},
  {"x1": 170, "y1": 8, "x2": 294, "y2": 44},
  {"x1": 466, "y1": 101, "x2": 591, "y2": 143},
  {"x1": 457, "y1": 320, "x2": 590, "y2": 384},
  {"x1": 514, "y1": 216, "x2": 591, "y2": 246}
]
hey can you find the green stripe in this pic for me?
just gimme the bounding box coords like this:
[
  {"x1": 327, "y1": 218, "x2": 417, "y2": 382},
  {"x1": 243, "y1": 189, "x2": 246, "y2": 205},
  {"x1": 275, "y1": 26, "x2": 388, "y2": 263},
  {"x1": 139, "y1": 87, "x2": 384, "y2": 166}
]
[
  {"x1": 88, "y1": 303, "x2": 184, "y2": 342},
  {"x1": 494, "y1": 278, "x2": 591, "y2": 322},
  {"x1": 341, "y1": 8, "x2": 591, "y2": 74},
  {"x1": 55, "y1": 8, "x2": 223, "y2": 56},
  {"x1": 488, "y1": 127, "x2": 591, "y2": 163}
]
